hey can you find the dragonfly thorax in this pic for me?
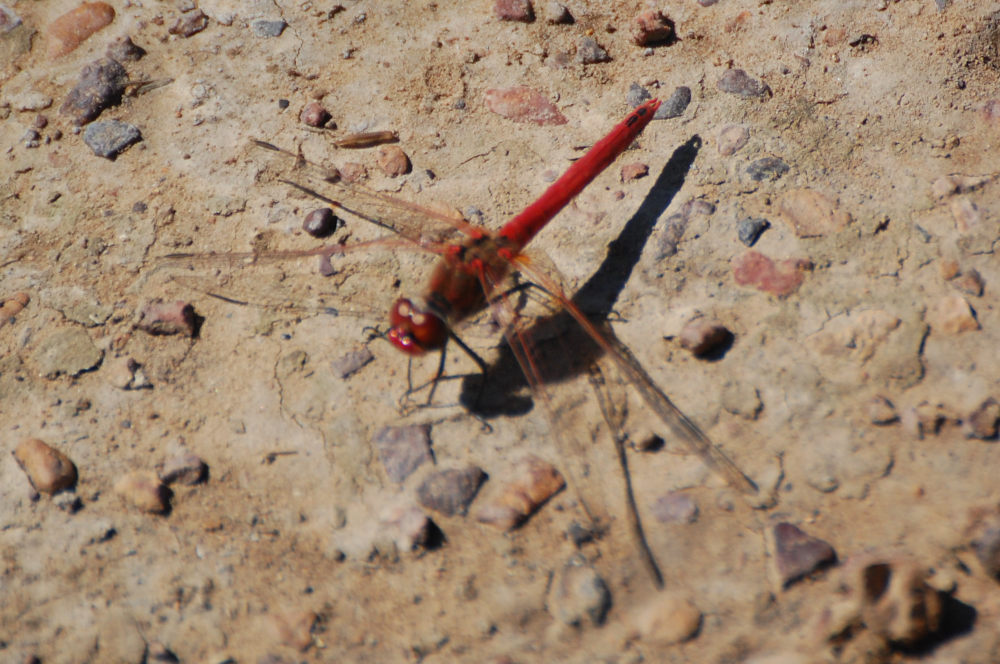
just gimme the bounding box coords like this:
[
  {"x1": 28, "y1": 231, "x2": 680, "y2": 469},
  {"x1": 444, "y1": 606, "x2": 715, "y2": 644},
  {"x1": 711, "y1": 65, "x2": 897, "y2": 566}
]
[{"x1": 387, "y1": 297, "x2": 449, "y2": 355}]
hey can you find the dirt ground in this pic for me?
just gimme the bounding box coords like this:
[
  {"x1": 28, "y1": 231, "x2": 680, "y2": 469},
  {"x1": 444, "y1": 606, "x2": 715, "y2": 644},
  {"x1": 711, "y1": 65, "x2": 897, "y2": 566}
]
[{"x1": 3, "y1": 0, "x2": 1000, "y2": 662}]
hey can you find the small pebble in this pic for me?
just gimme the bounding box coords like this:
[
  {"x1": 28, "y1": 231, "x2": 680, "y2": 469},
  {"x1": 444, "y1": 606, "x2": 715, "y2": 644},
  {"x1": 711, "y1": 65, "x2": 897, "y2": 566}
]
[
  {"x1": 620, "y1": 162, "x2": 648, "y2": 181},
  {"x1": 375, "y1": 145, "x2": 411, "y2": 177},
  {"x1": 475, "y1": 455, "x2": 565, "y2": 530},
  {"x1": 107, "y1": 356, "x2": 152, "y2": 390},
  {"x1": 548, "y1": 558, "x2": 611, "y2": 626},
  {"x1": 136, "y1": 299, "x2": 198, "y2": 336},
  {"x1": 416, "y1": 465, "x2": 487, "y2": 516},
  {"x1": 13, "y1": 438, "x2": 78, "y2": 494},
  {"x1": 331, "y1": 345, "x2": 374, "y2": 378},
  {"x1": 494, "y1": 0, "x2": 534, "y2": 22},
  {"x1": 105, "y1": 35, "x2": 145, "y2": 61},
  {"x1": 47, "y1": 2, "x2": 115, "y2": 58},
  {"x1": 626, "y1": 82, "x2": 652, "y2": 108},
  {"x1": 251, "y1": 19, "x2": 287, "y2": 37},
  {"x1": 378, "y1": 503, "x2": 435, "y2": 552},
  {"x1": 778, "y1": 189, "x2": 853, "y2": 237},
  {"x1": 656, "y1": 86, "x2": 691, "y2": 118},
  {"x1": 32, "y1": 114, "x2": 48, "y2": 129},
  {"x1": 717, "y1": 124, "x2": 750, "y2": 155},
  {"x1": 737, "y1": 217, "x2": 770, "y2": 246},
  {"x1": 83, "y1": 120, "x2": 142, "y2": 158},
  {"x1": 866, "y1": 395, "x2": 899, "y2": 425},
  {"x1": 302, "y1": 208, "x2": 339, "y2": 237},
  {"x1": 631, "y1": 9, "x2": 674, "y2": 46},
  {"x1": 697, "y1": 0, "x2": 719, "y2": 5},
  {"x1": 576, "y1": 36, "x2": 610, "y2": 64},
  {"x1": 953, "y1": 268, "x2": 985, "y2": 297},
  {"x1": 168, "y1": 9, "x2": 208, "y2": 37},
  {"x1": 732, "y1": 251, "x2": 811, "y2": 297},
  {"x1": 963, "y1": 398, "x2": 999, "y2": 440},
  {"x1": 299, "y1": 101, "x2": 331, "y2": 128},
  {"x1": 771, "y1": 522, "x2": 836, "y2": 588},
  {"x1": 277, "y1": 98, "x2": 290, "y2": 109},
  {"x1": 628, "y1": 593, "x2": 702, "y2": 645},
  {"x1": 60, "y1": 57, "x2": 129, "y2": 125},
  {"x1": 147, "y1": 642, "x2": 179, "y2": 663},
  {"x1": 747, "y1": 157, "x2": 789, "y2": 182},
  {"x1": 926, "y1": 294, "x2": 979, "y2": 334},
  {"x1": 484, "y1": 87, "x2": 567, "y2": 125},
  {"x1": 717, "y1": 69, "x2": 771, "y2": 98},
  {"x1": 11, "y1": 91, "x2": 52, "y2": 112},
  {"x1": 656, "y1": 213, "x2": 688, "y2": 259},
  {"x1": 374, "y1": 424, "x2": 433, "y2": 483},
  {"x1": 338, "y1": 161, "x2": 367, "y2": 183},
  {"x1": 114, "y1": 470, "x2": 171, "y2": 514},
  {"x1": 543, "y1": 2, "x2": 572, "y2": 24},
  {"x1": 161, "y1": 453, "x2": 208, "y2": 485},
  {"x1": 0, "y1": 291, "x2": 29, "y2": 327},
  {"x1": 652, "y1": 491, "x2": 698, "y2": 524},
  {"x1": 268, "y1": 610, "x2": 316, "y2": 651},
  {"x1": 683, "y1": 199, "x2": 715, "y2": 216},
  {"x1": 679, "y1": 318, "x2": 732, "y2": 357},
  {"x1": 54, "y1": 492, "x2": 83, "y2": 513}
]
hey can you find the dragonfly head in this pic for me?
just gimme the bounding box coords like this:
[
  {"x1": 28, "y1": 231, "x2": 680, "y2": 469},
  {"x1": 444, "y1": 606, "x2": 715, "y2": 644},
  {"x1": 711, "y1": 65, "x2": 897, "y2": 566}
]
[{"x1": 388, "y1": 298, "x2": 448, "y2": 355}]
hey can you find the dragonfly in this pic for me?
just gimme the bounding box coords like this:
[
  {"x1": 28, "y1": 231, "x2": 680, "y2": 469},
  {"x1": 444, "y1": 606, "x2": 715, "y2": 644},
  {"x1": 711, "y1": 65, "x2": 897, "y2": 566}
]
[{"x1": 165, "y1": 99, "x2": 757, "y2": 587}]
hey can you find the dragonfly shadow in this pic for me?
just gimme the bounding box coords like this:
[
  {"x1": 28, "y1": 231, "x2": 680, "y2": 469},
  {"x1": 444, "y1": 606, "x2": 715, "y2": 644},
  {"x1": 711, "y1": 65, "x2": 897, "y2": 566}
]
[{"x1": 463, "y1": 135, "x2": 703, "y2": 416}]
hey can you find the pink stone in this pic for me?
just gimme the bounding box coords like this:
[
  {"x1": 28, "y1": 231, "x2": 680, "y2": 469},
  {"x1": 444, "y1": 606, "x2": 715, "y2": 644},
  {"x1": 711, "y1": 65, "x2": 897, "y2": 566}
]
[
  {"x1": 778, "y1": 189, "x2": 852, "y2": 237},
  {"x1": 732, "y1": 251, "x2": 811, "y2": 297},
  {"x1": 632, "y1": 9, "x2": 674, "y2": 46},
  {"x1": 484, "y1": 87, "x2": 567, "y2": 125},
  {"x1": 926, "y1": 294, "x2": 979, "y2": 335},
  {"x1": 494, "y1": 0, "x2": 534, "y2": 22}
]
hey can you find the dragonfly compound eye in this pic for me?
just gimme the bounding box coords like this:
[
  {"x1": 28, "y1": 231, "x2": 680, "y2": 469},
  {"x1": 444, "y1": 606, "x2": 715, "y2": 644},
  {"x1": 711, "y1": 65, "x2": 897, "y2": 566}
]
[{"x1": 388, "y1": 298, "x2": 448, "y2": 353}]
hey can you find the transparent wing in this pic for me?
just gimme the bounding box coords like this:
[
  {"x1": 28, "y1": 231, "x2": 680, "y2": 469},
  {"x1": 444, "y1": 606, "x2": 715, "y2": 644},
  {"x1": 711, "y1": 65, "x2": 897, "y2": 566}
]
[
  {"x1": 250, "y1": 139, "x2": 486, "y2": 248},
  {"x1": 508, "y1": 253, "x2": 759, "y2": 496}
]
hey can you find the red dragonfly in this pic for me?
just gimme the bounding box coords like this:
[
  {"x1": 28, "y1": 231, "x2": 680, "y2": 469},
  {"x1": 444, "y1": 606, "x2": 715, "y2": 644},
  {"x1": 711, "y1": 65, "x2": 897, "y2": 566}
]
[{"x1": 168, "y1": 99, "x2": 757, "y2": 586}]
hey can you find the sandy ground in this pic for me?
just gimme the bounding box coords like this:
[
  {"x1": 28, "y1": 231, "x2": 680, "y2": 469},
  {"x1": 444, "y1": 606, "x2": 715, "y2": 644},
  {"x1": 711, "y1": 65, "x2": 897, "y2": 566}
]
[{"x1": 3, "y1": 0, "x2": 1000, "y2": 662}]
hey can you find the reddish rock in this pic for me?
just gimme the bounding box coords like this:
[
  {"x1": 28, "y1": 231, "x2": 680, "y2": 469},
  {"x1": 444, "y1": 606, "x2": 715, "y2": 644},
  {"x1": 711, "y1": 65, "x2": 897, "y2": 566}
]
[
  {"x1": 0, "y1": 291, "x2": 29, "y2": 327},
  {"x1": 47, "y1": 2, "x2": 115, "y2": 58},
  {"x1": 732, "y1": 251, "x2": 812, "y2": 297},
  {"x1": 168, "y1": 9, "x2": 208, "y2": 37},
  {"x1": 299, "y1": 101, "x2": 331, "y2": 128},
  {"x1": 375, "y1": 145, "x2": 410, "y2": 177},
  {"x1": 136, "y1": 300, "x2": 198, "y2": 336},
  {"x1": 338, "y1": 161, "x2": 367, "y2": 183},
  {"x1": 620, "y1": 162, "x2": 649, "y2": 181},
  {"x1": 632, "y1": 9, "x2": 674, "y2": 46},
  {"x1": 494, "y1": 0, "x2": 534, "y2": 22},
  {"x1": 484, "y1": 87, "x2": 567, "y2": 125},
  {"x1": 953, "y1": 269, "x2": 985, "y2": 297}
]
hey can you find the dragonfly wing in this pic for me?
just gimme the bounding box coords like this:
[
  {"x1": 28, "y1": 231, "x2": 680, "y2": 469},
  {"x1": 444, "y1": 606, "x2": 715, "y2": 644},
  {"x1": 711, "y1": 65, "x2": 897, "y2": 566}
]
[
  {"x1": 251, "y1": 139, "x2": 482, "y2": 248},
  {"x1": 509, "y1": 254, "x2": 759, "y2": 496}
]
